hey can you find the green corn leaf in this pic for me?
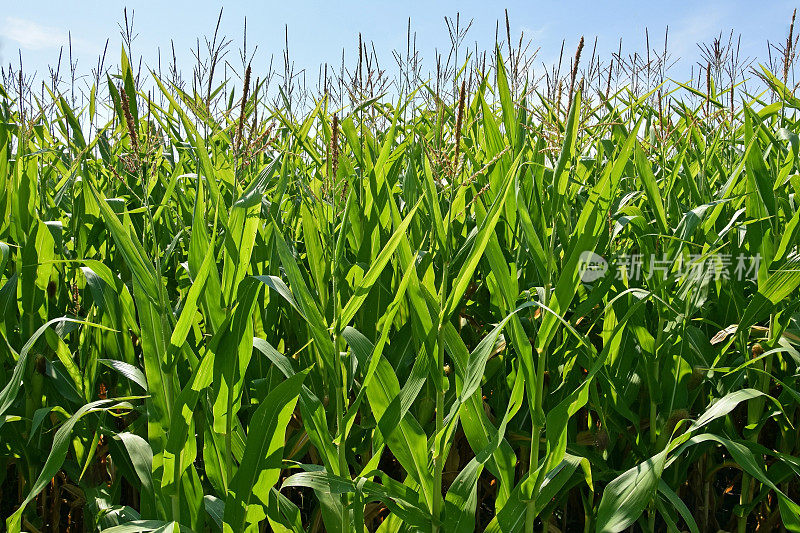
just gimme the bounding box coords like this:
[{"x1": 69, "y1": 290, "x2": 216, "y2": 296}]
[
  {"x1": 8, "y1": 398, "x2": 144, "y2": 532},
  {"x1": 338, "y1": 198, "x2": 421, "y2": 328},
  {"x1": 444, "y1": 149, "x2": 524, "y2": 320},
  {"x1": 222, "y1": 369, "x2": 308, "y2": 532}
]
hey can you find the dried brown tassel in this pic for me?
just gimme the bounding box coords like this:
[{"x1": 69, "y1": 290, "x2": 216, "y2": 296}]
[
  {"x1": 330, "y1": 114, "x2": 342, "y2": 201},
  {"x1": 330, "y1": 114, "x2": 339, "y2": 179},
  {"x1": 556, "y1": 80, "x2": 563, "y2": 119},
  {"x1": 246, "y1": 100, "x2": 259, "y2": 160},
  {"x1": 453, "y1": 78, "x2": 466, "y2": 179},
  {"x1": 567, "y1": 36, "x2": 585, "y2": 113},
  {"x1": 119, "y1": 84, "x2": 139, "y2": 155},
  {"x1": 236, "y1": 64, "x2": 252, "y2": 154},
  {"x1": 785, "y1": 9, "x2": 797, "y2": 85}
]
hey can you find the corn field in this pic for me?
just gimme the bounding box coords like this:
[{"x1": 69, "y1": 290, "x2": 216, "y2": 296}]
[{"x1": 2, "y1": 13, "x2": 800, "y2": 533}]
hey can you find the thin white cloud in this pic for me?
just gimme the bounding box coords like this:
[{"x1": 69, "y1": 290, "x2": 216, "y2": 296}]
[
  {"x1": 0, "y1": 16, "x2": 87, "y2": 52},
  {"x1": 669, "y1": 4, "x2": 726, "y2": 58},
  {"x1": 520, "y1": 24, "x2": 549, "y2": 42}
]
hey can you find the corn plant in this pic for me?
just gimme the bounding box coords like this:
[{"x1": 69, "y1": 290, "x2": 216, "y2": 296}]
[{"x1": 1, "y1": 19, "x2": 800, "y2": 533}]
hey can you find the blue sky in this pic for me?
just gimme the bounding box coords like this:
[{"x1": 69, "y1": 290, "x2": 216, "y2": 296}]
[{"x1": 0, "y1": 1, "x2": 797, "y2": 89}]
